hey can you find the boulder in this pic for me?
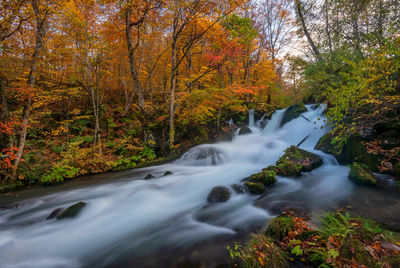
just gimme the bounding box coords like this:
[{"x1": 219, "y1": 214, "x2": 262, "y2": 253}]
[
  {"x1": 243, "y1": 169, "x2": 277, "y2": 186},
  {"x1": 46, "y1": 208, "x2": 63, "y2": 220},
  {"x1": 163, "y1": 171, "x2": 173, "y2": 176},
  {"x1": 348, "y1": 163, "x2": 378, "y2": 187},
  {"x1": 270, "y1": 146, "x2": 323, "y2": 177},
  {"x1": 56, "y1": 202, "x2": 87, "y2": 220},
  {"x1": 207, "y1": 187, "x2": 231, "y2": 203},
  {"x1": 341, "y1": 239, "x2": 376, "y2": 267},
  {"x1": 244, "y1": 182, "x2": 265, "y2": 195},
  {"x1": 143, "y1": 173, "x2": 155, "y2": 180},
  {"x1": 238, "y1": 126, "x2": 252, "y2": 135},
  {"x1": 280, "y1": 103, "x2": 307, "y2": 127}
]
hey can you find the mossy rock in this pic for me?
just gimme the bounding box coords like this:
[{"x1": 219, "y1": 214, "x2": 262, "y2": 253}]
[
  {"x1": 143, "y1": 173, "x2": 155, "y2": 180},
  {"x1": 270, "y1": 146, "x2": 323, "y2": 177},
  {"x1": 163, "y1": 171, "x2": 173, "y2": 176},
  {"x1": 315, "y1": 133, "x2": 380, "y2": 172},
  {"x1": 348, "y1": 163, "x2": 377, "y2": 187},
  {"x1": 265, "y1": 216, "x2": 295, "y2": 240},
  {"x1": 244, "y1": 182, "x2": 266, "y2": 195},
  {"x1": 56, "y1": 202, "x2": 87, "y2": 220},
  {"x1": 296, "y1": 230, "x2": 321, "y2": 241},
  {"x1": 340, "y1": 239, "x2": 376, "y2": 267},
  {"x1": 384, "y1": 255, "x2": 400, "y2": 268},
  {"x1": 243, "y1": 169, "x2": 277, "y2": 187},
  {"x1": 47, "y1": 208, "x2": 63, "y2": 220},
  {"x1": 238, "y1": 126, "x2": 252, "y2": 136},
  {"x1": 280, "y1": 103, "x2": 307, "y2": 127},
  {"x1": 207, "y1": 186, "x2": 231, "y2": 203}
]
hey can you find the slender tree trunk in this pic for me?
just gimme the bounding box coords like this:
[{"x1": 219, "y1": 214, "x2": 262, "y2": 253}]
[
  {"x1": 295, "y1": 0, "x2": 322, "y2": 61},
  {"x1": 13, "y1": 1, "x2": 48, "y2": 178}
]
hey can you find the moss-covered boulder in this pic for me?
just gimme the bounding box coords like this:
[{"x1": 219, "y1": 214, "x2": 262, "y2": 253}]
[
  {"x1": 238, "y1": 126, "x2": 252, "y2": 135},
  {"x1": 56, "y1": 202, "x2": 87, "y2": 220},
  {"x1": 280, "y1": 103, "x2": 307, "y2": 127},
  {"x1": 340, "y1": 239, "x2": 376, "y2": 267},
  {"x1": 244, "y1": 182, "x2": 266, "y2": 195},
  {"x1": 315, "y1": 133, "x2": 380, "y2": 171},
  {"x1": 348, "y1": 163, "x2": 378, "y2": 187},
  {"x1": 243, "y1": 169, "x2": 277, "y2": 186},
  {"x1": 265, "y1": 216, "x2": 295, "y2": 240},
  {"x1": 207, "y1": 186, "x2": 231, "y2": 203},
  {"x1": 270, "y1": 146, "x2": 323, "y2": 177},
  {"x1": 231, "y1": 184, "x2": 245, "y2": 194}
]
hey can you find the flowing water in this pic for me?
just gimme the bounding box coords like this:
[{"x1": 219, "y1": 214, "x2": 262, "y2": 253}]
[{"x1": 0, "y1": 104, "x2": 399, "y2": 268}]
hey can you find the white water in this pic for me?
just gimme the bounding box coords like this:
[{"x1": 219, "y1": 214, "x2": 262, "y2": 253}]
[
  {"x1": 0, "y1": 104, "x2": 354, "y2": 268},
  {"x1": 248, "y1": 109, "x2": 255, "y2": 128}
]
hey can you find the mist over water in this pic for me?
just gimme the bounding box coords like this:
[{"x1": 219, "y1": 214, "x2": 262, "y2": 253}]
[{"x1": 0, "y1": 104, "x2": 356, "y2": 268}]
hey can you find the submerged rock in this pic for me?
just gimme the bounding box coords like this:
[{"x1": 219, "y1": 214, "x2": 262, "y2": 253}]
[
  {"x1": 46, "y1": 208, "x2": 63, "y2": 220},
  {"x1": 238, "y1": 126, "x2": 252, "y2": 135},
  {"x1": 348, "y1": 163, "x2": 377, "y2": 187},
  {"x1": 270, "y1": 146, "x2": 323, "y2": 177},
  {"x1": 56, "y1": 202, "x2": 87, "y2": 220},
  {"x1": 280, "y1": 103, "x2": 307, "y2": 127},
  {"x1": 244, "y1": 182, "x2": 265, "y2": 195},
  {"x1": 207, "y1": 187, "x2": 231, "y2": 203},
  {"x1": 231, "y1": 184, "x2": 245, "y2": 194},
  {"x1": 163, "y1": 171, "x2": 173, "y2": 176},
  {"x1": 143, "y1": 173, "x2": 155, "y2": 180}
]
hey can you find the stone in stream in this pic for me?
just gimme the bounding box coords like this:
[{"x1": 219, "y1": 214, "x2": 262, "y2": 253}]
[
  {"x1": 163, "y1": 171, "x2": 173, "y2": 176},
  {"x1": 47, "y1": 208, "x2": 63, "y2": 220},
  {"x1": 207, "y1": 187, "x2": 231, "y2": 203},
  {"x1": 143, "y1": 173, "x2": 155, "y2": 180},
  {"x1": 238, "y1": 126, "x2": 252, "y2": 135},
  {"x1": 280, "y1": 103, "x2": 307, "y2": 127},
  {"x1": 56, "y1": 202, "x2": 87, "y2": 220},
  {"x1": 348, "y1": 163, "x2": 378, "y2": 187},
  {"x1": 268, "y1": 146, "x2": 323, "y2": 177},
  {"x1": 242, "y1": 169, "x2": 277, "y2": 186},
  {"x1": 231, "y1": 184, "x2": 245, "y2": 194},
  {"x1": 244, "y1": 182, "x2": 265, "y2": 195}
]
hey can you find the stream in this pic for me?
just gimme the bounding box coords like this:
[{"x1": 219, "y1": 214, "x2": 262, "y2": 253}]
[{"x1": 1, "y1": 104, "x2": 400, "y2": 268}]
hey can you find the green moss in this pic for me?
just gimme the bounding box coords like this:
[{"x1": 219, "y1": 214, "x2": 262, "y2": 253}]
[
  {"x1": 244, "y1": 182, "x2": 265, "y2": 195},
  {"x1": 265, "y1": 216, "x2": 295, "y2": 240},
  {"x1": 297, "y1": 230, "x2": 321, "y2": 241},
  {"x1": 238, "y1": 126, "x2": 252, "y2": 135},
  {"x1": 340, "y1": 239, "x2": 376, "y2": 267},
  {"x1": 348, "y1": 163, "x2": 377, "y2": 187},
  {"x1": 227, "y1": 234, "x2": 288, "y2": 268},
  {"x1": 56, "y1": 202, "x2": 87, "y2": 220},
  {"x1": 394, "y1": 163, "x2": 400, "y2": 179},
  {"x1": 245, "y1": 170, "x2": 277, "y2": 186},
  {"x1": 383, "y1": 255, "x2": 400, "y2": 268}
]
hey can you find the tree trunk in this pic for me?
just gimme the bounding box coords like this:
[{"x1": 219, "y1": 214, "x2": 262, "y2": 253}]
[
  {"x1": 295, "y1": 0, "x2": 322, "y2": 61},
  {"x1": 13, "y1": 1, "x2": 48, "y2": 178},
  {"x1": 169, "y1": 11, "x2": 178, "y2": 147}
]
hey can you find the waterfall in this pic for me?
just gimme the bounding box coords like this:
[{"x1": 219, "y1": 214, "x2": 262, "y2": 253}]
[
  {"x1": 0, "y1": 103, "x2": 355, "y2": 268},
  {"x1": 248, "y1": 109, "x2": 255, "y2": 128}
]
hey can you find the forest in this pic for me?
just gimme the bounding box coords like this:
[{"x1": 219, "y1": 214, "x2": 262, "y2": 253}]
[{"x1": 0, "y1": 0, "x2": 400, "y2": 267}]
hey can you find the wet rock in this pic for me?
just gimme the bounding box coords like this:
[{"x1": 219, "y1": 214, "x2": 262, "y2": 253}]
[
  {"x1": 280, "y1": 103, "x2": 307, "y2": 127},
  {"x1": 46, "y1": 208, "x2": 63, "y2": 220},
  {"x1": 207, "y1": 187, "x2": 231, "y2": 203},
  {"x1": 381, "y1": 241, "x2": 400, "y2": 251},
  {"x1": 231, "y1": 184, "x2": 245, "y2": 194},
  {"x1": 394, "y1": 163, "x2": 400, "y2": 179},
  {"x1": 144, "y1": 173, "x2": 155, "y2": 180},
  {"x1": 315, "y1": 133, "x2": 380, "y2": 171},
  {"x1": 238, "y1": 126, "x2": 252, "y2": 135},
  {"x1": 163, "y1": 171, "x2": 173, "y2": 176},
  {"x1": 348, "y1": 163, "x2": 378, "y2": 187},
  {"x1": 244, "y1": 182, "x2": 265, "y2": 195},
  {"x1": 269, "y1": 146, "x2": 323, "y2": 177},
  {"x1": 56, "y1": 202, "x2": 87, "y2": 220},
  {"x1": 243, "y1": 169, "x2": 277, "y2": 186}
]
